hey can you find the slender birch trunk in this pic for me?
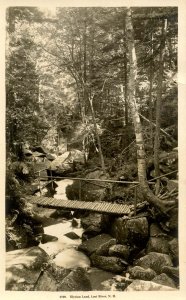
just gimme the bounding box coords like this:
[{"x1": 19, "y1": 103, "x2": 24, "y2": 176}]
[
  {"x1": 154, "y1": 19, "x2": 167, "y2": 194},
  {"x1": 149, "y1": 32, "x2": 154, "y2": 148},
  {"x1": 125, "y1": 8, "x2": 175, "y2": 212},
  {"x1": 88, "y1": 96, "x2": 106, "y2": 173}
]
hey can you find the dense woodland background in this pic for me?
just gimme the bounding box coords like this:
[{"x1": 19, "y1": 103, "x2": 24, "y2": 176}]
[
  {"x1": 6, "y1": 7, "x2": 177, "y2": 155},
  {"x1": 5, "y1": 7, "x2": 178, "y2": 214}
]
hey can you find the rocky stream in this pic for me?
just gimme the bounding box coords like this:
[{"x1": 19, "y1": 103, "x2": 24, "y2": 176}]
[{"x1": 6, "y1": 175, "x2": 179, "y2": 292}]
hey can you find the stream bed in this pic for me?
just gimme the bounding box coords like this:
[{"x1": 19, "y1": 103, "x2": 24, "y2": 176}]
[{"x1": 38, "y1": 179, "x2": 115, "y2": 290}]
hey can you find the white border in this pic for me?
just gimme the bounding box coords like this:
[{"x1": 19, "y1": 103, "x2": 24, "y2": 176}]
[{"x1": 0, "y1": 1, "x2": 186, "y2": 300}]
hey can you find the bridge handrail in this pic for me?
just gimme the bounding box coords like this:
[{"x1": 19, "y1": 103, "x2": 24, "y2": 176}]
[{"x1": 34, "y1": 169, "x2": 177, "y2": 185}]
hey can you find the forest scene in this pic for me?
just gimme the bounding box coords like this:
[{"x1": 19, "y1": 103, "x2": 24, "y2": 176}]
[{"x1": 5, "y1": 6, "x2": 179, "y2": 291}]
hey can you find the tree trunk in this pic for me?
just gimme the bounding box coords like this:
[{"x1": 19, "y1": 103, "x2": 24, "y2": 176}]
[
  {"x1": 82, "y1": 8, "x2": 88, "y2": 116},
  {"x1": 125, "y1": 8, "x2": 175, "y2": 213},
  {"x1": 123, "y1": 19, "x2": 129, "y2": 129},
  {"x1": 88, "y1": 96, "x2": 106, "y2": 173},
  {"x1": 154, "y1": 19, "x2": 167, "y2": 195},
  {"x1": 149, "y1": 32, "x2": 154, "y2": 149}
]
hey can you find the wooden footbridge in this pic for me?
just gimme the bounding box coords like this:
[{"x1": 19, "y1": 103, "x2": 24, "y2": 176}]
[
  {"x1": 29, "y1": 169, "x2": 177, "y2": 216},
  {"x1": 30, "y1": 171, "x2": 139, "y2": 215},
  {"x1": 27, "y1": 195, "x2": 131, "y2": 215}
]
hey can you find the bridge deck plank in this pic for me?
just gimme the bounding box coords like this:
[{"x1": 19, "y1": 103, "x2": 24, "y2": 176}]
[{"x1": 27, "y1": 196, "x2": 130, "y2": 215}]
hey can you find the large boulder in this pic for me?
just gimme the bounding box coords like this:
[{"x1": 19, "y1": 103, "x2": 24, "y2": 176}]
[
  {"x1": 110, "y1": 216, "x2": 149, "y2": 247},
  {"x1": 78, "y1": 234, "x2": 115, "y2": 256},
  {"x1": 108, "y1": 244, "x2": 130, "y2": 260},
  {"x1": 84, "y1": 169, "x2": 111, "y2": 200},
  {"x1": 152, "y1": 273, "x2": 176, "y2": 288},
  {"x1": 90, "y1": 253, "x2": 127, "y2": 273},
  {"x1": 6, "y1": 247, "x2": 49, "y2": 291},
  {"x1": 67, "y1": 169, "x2": 111, "y2": 202},
  {"x1": 128, "y1": 266, "x2": 156, "y2": 281},
  {"x1": 81, "y1": 213, "x2": 109, "y2": 230},
  {"x1": 125, "y1": 280, "x2": 176, "y2": 291},
  {"x1": 59, "y1": 267, "x2": 92, "y2": 291},
  {"x1": 134, "y1": 252, "x2": 173, "y2": 274}
]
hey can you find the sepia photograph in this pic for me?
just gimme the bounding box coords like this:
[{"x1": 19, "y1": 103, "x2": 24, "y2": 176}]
[{"x1": 2, "y1": 0, "x2": 186, "y2": 298}]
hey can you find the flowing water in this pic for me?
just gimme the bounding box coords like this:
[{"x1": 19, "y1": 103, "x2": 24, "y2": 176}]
[
  {"x1": 40, "y1": 220, "x2": 90, "y2": 268},
  {"x1": 39, "y1": 179, "x2": 90, "y2": 268}
]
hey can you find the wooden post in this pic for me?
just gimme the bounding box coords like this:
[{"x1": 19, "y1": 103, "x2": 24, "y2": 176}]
[
  {"x1": 39, "y1": 171, "x2": 41, "y2": 196},
  {"x1": 51, "y1": 171, "x2": 54, "y2": 189},
  {"x1": 79, "y1": 180, "x2": 82, "y2": 200},
  {"x1": 134, "y1": 185, "x2": 137, "y2": 216}
]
